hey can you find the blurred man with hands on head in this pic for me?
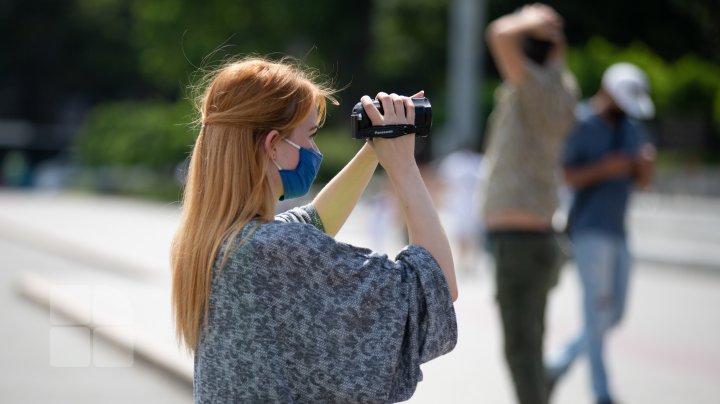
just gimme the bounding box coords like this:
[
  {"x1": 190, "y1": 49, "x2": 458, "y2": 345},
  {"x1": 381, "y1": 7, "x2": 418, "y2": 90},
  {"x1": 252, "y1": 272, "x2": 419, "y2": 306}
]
[{"x1": 481, "y1": 3, "x2": 578, "y2": 404}]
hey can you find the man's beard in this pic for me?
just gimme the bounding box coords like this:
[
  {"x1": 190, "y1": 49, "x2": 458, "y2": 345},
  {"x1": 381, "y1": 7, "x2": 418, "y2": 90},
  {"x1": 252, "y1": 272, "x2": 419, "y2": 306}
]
[{"x1": 607, "y1": 105, "x2": 626, "y2": 121}]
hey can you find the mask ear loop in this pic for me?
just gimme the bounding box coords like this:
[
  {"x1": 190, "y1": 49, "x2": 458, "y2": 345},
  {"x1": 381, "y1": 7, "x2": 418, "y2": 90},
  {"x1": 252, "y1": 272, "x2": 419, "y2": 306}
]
[
  {"x1": 272, "y1": 137, "x2": 303, "y2": 170},
  {"x1": 283, "y1": 138, "x2": 302, "y2": 149}
]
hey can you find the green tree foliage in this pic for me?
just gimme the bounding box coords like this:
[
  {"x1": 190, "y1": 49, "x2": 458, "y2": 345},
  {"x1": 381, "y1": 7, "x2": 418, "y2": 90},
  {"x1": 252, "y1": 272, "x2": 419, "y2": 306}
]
[
  {"x1": 0, "y1": 0, "x2": 152, "y2": 122},
  {"x1": 126, "y1": 0, "x2": 373, "y2": 111},
  {"x1": 76, "y1": 101, "x2": 194, "y2": 167},
  {"x1": 5, "y1": 0, "x2": 720, "y2": 192},
  {"x1": 369, "y1": 0, "x2": 448, "y2": 95},
  {"x1": 486, "y1": 0, "x2": 720, "y2": 64},
  {"x1": 568, "y1": 37, "x2": 720, "y2": 122}
]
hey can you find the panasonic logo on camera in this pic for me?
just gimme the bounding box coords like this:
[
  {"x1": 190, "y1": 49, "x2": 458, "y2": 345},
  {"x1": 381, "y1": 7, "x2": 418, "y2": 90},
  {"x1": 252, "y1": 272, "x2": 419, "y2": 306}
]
[{"x1": 374, "y1": 130, "x2": 393, "y2": 135}]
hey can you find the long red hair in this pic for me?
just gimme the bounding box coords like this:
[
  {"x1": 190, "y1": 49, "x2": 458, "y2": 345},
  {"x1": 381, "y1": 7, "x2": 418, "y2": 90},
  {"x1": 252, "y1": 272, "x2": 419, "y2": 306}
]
[{"x1": 171, "y1": 56, "x2": 337, "y2": 352}]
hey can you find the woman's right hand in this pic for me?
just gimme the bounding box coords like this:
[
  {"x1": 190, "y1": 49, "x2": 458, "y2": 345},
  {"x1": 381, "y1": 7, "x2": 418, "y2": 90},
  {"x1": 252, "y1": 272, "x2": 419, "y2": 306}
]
[
  {"x1": 361, "y1": 91, "x2": 423, "y2": 178},
  {"x1": 359, "y1": 91, "x2": 457, "y2": 301}
]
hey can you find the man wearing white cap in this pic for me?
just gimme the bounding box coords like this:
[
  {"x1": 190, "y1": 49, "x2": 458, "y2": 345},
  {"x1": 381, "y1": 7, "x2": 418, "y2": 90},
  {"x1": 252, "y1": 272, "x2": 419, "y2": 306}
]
[{"x1": 545, "y1": 62, "x2": 656, "y2": 404}]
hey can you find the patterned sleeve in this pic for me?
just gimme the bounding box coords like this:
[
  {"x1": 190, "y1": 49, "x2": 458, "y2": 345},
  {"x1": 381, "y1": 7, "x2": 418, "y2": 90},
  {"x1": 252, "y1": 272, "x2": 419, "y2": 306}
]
[
  {"x1": 275, "y1": 204, "x2": 325, "y2": 233},
  {"x1": 231, "y1": 222, "x2": 457, "y2": 402},
  {"x1": 395, "y1": 245, "x2": 458, "y2": 364}
]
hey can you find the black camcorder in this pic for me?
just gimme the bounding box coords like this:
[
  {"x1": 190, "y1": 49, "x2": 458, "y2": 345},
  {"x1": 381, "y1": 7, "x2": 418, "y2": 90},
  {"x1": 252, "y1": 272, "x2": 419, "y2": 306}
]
[{"x1": 350, "y1": 97, "x2": 432, "y2": 139}]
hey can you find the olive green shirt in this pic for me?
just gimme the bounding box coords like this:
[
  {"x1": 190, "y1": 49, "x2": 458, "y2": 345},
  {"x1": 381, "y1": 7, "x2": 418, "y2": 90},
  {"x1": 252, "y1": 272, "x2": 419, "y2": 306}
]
[{"x1": 482, "y1": 62, "x2": 579, "y2": 221}]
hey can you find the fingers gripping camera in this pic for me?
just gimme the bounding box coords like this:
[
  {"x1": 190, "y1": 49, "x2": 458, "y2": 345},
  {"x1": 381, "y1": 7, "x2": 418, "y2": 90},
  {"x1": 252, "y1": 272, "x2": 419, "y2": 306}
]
[{"x1": 350, "y1": 97, "x2": 433, "y2": 139}]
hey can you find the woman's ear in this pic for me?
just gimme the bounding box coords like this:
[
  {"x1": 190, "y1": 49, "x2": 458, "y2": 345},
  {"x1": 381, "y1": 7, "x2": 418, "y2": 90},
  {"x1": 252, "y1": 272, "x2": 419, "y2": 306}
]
[{"x1": 263, "y1": 129, "x2": 281, "y2": 159}]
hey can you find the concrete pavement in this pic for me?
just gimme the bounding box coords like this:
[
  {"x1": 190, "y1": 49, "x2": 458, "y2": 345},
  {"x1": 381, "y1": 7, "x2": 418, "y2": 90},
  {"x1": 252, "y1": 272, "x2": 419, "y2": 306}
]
[
  {"x1": 0, "y1": 238, "x2": 193, "y2": 404},
  {"x1": 629, "y1": 193, "x2": 720, "y2": 272},
  {"x1": 1, "y1": 189, "x2": 719, "y2": 403}
]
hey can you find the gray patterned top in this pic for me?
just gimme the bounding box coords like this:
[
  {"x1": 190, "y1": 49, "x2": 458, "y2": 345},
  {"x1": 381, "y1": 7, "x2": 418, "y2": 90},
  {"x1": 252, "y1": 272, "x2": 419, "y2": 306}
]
[
  {"x1": 482, "y1": 62, "x2": 578, "y2": 221},
  {"x1": 193, "y1": 205, "x2": 457, "y2": 403}
]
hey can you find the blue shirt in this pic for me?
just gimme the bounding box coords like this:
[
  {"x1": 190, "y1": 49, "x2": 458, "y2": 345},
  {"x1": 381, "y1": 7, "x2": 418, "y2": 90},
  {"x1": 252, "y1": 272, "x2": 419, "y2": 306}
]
[{"x1": 563, "y1": 102, "x2": 648, "y2": 238}]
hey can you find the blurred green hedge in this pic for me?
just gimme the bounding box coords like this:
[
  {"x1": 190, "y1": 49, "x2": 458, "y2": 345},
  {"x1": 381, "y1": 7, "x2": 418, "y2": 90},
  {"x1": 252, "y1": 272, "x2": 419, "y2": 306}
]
[
  {"x1": 76, "y1": 36, "x2": 720, "y2": 200},
  {"x1": 569, "y1": 37, "x2": 720, "y2": 127},
  {"x1": 76, "y1": 100, "x2": 196, "y2": 167},
  {"x1": 75, "y1": 100, "x2": 363, "y2": 192}
]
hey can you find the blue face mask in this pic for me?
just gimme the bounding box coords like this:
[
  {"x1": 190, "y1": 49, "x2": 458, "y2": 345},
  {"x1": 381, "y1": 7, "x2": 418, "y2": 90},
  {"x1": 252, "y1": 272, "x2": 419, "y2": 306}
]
[{"x1": 273, "y1": 139, "x2": 323, "y2": 200}]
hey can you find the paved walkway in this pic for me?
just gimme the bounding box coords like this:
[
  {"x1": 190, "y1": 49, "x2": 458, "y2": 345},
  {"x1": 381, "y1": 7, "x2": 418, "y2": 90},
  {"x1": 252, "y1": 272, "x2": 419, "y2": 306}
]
[
  {"x1": 628, "y1": 193, "x2": 720, "y2": 271},
  {"x1": 1, "y1": 189, "x2": 719, "y2": 403}
]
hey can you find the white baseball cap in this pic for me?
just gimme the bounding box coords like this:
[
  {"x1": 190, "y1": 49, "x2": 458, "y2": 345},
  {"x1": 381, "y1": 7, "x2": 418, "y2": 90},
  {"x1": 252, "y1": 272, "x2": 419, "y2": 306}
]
[{"x1": 601, "y1": 62, "x2": 655, "y2": 119}]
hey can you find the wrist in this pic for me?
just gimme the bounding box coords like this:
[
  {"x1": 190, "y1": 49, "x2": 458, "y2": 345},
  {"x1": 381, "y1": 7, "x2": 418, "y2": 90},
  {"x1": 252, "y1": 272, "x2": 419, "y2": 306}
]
[
  {"x1": 359, "y1": 142, "x2": 379, "y2": 163},
  {"x1": 384, "y1": 161, "x2": 421, "y2": 188}
]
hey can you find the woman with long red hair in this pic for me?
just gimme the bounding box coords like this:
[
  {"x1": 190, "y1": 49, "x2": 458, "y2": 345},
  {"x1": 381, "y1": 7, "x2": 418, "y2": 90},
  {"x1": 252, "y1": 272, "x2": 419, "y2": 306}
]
[{"x1": 171, "y1": 56, "x2": 457, "y2": 403}]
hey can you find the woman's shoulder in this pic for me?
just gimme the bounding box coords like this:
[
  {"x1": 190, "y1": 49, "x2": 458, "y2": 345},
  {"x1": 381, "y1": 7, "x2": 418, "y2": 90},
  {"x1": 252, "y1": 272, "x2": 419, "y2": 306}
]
[
  {"x1": 239, "y1": 219, "x2": 352, "y2": 262},
  {"x1": 216, "y1": 220, "x2": 328, "y2": 273},
  {"x1": 256, "y1": 218, "x2": 325, "y2": 244}
]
